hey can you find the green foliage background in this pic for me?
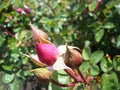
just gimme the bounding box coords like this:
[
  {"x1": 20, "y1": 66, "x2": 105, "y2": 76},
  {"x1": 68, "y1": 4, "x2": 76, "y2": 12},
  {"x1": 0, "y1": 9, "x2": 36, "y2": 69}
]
[{"x1": 0, "y1": 0, "x2": 120, "y2": 90}]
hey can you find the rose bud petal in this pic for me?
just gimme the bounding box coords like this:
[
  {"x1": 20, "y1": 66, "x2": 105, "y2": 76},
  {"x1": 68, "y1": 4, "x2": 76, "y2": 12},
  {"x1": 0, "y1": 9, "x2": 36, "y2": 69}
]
[
  {"x1": 57, "y1": 45, "x2": 80, "y2": 56},
  {"x1": 29, "y1": 68, "x2": 52, "y2": 84},
  {"x1": 36, "y1": 42, "x2": 58, "y2": 66},
  {"x1": 25, "y1": 54, "x2": 47, "y2": 67},
  {"x1": 64, "y1": 44, "x2": 82, "y2": 68},
  {"x1": 53, "y1": 57, "x2": 71, "y2": 70},
  {"x1": 29, "y1": 23, "x2": 52, "y2": 44},
  {"x1": 24, "y1": 5, "x2": 31, "y2": 13}
]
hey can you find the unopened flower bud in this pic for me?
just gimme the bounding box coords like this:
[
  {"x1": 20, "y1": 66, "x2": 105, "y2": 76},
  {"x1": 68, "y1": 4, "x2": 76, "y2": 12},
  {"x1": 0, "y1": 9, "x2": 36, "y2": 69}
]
[
  {"x1": 16, "y1": 8, "x2": 22, "y2": 13},
  {"x1": 16, "y1": 8, "x2": 26, "y2": 14},
  {"x1": 24, "y1": 5, "x2": 31, "y2": 13},
  {"x1": 64, "y1": 45, "x2": 82, "y2": 68},
  {"x1": 36, "y1": 42, "x2": 58, "y2": 66},
  {"x1": 29, "y1": 23, "x2": 51, "y2": 44},
  {"x1": 30, "y1": 68, "x2": 52, "y2": 84}
]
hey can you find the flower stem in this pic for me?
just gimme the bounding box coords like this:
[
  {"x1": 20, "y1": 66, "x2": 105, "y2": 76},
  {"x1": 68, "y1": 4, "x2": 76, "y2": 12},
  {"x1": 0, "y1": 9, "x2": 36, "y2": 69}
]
[
  {"x1": 64, "y1": 69, "x2": 84, "y2": 83},
  {"x1": 77, "y1": 68, "x2": 88, "y2": 85}
]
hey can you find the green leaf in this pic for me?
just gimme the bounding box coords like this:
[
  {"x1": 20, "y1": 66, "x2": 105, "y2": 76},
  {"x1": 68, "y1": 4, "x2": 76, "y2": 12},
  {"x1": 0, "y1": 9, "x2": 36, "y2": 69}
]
[
  {"x1": 116, "y1": 4, "x2": 120, "y2": 14},
  {"x1": 90, "y1": 83, "x2": 100, "y2": 90},
  {"x1": 40, "y1": 17, "x2": 50, "y2": 24},
  {"x1": 90, "y1": 50, "x2": 104, "y2": 64},
  {"x1": 84, "y1": 41, "x2": 91, "y2": 47},
  {"x1": 79, "y1": 3, "x2": 87, "y2": 14},
  {"x1": 101, "y1": 71, "x2": 118, "y2": 90},
  {"x1": 73, "y1": 83, "x2": 84, "y2": 90},
  {"x1": 22, "y1": 56, "x2": 28, "y2": 65},
  {"x1": 103, "y1": 22, "x2": 115, "y2": 29},
  {"x1": 113, "y1": 55, "x2": 120, "y2": 71},
  {"x1": 82, "y1": 47, "x2": 91, "y2": 60},
  {"x1": 111, "y1": 35, "x2": 120, "y2": 48},
  {"x1": 23, "y1": 70, "x2": 32, "y2": 76},
  {"x1": 49, "y1": 82, "x2": 68, "y2": 90},
  {"x1": 116, "y1": 35, "x2": 120, "y2": 48},
  {"x1": 100, "y1": 57, "x2": 113, "y2": 72},
  {"x1": 91, "y1": 22, "x2": 102, "y2": 32},
  {"x1": 9, "y1": 79, "x2": 19, "y2": 90},
  {"x1": 0, "y1": 35, "x2": 5, "y2": 47},
  {"x1": 88, "y1": 0, "x2": 98, "y2": 11},
  {"x1": 52, "y1": 70, "x2": 68, "y2": 84},
  {"x1": 53, "y1": 34, "x2": 65, "y2": 45},
  {"x1": 95, "y1": 29, "x2": 104, "y2": 42},
  {"x1": 2, "y1": 73, "x2": 14, "y2": 83},
  {"x1": 106, "y1": 1, "x2": 116, "y2": 9},
  {"x1": 16, "y1": 70, "x2": 26, "y2": 80},
  {"x1": 49, "y1": 70, "x2": 69, "y2": 90},
  {"x1": 80, "y1": 61, "x2": 91, "y2": 74},
  {"x1": 84, "y1": 87, "x2": 91, "y2": 90},
  {"x1": 2, "y1": 65, "x2": 13, "y2": 71},
  {"x1": 118, "y1": 82, "x2": 120, "y2": 90},
  {"x1": 89, "y1": 64, "x2": 100, "y2": 76}
]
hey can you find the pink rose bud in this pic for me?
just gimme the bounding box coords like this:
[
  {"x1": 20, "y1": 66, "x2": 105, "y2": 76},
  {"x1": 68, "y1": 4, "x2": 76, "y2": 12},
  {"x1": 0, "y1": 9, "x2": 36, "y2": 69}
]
[
  {"x1": 24, "y1": 5, "x2": 31, "y2": 13},
  {"x1": 16, "y1": 8, "x2": 22, "y2": 13},
  {"x1": 36, "y1": 42, "x2": 58, "y2": 66},
  {"x1": 16, "y1": 8, "x2": 26, "y2": 14}
]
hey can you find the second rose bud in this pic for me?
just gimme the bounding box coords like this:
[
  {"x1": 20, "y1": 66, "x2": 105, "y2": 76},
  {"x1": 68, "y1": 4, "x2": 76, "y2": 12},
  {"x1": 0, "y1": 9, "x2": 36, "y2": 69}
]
[{"x1": 63, "y1": 45, "x2": 82, "y2": 69}]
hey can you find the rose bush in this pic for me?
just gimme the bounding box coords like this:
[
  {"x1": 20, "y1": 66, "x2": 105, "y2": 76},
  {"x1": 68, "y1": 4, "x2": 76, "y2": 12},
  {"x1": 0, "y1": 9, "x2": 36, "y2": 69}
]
[{"x1": 0, "y1": 0, "x2": 120, "y2": 90}]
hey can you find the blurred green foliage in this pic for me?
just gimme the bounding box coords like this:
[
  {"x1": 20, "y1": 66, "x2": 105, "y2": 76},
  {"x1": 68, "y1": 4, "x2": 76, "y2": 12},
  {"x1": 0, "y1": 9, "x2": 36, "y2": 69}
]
[{"x1": 0, "y1": 0, "x2": 120, "y2": 90}]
